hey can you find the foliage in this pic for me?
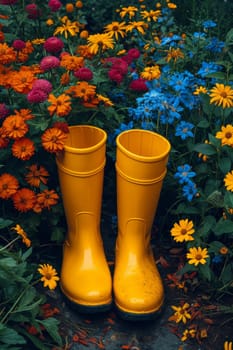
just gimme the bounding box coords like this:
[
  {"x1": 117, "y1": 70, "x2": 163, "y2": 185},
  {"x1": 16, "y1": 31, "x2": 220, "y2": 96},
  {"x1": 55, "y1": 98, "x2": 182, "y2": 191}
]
[{"x1": 0, "y1": 0, "x2": 233, "y2": 347}]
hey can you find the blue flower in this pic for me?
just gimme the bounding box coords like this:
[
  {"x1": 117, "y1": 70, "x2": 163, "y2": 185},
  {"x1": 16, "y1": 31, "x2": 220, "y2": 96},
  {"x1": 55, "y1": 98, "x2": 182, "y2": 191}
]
[
  {"x1": 175, "y1": 121, "x2": 194, "y2": 140},
  {"x1": 205, "y1": 37, "x2": 225, "y2": 53},
  {"x1": 193, "y1": 32, "x2": 207, "y2": 40},
  {"x1": 114, "y1": 121, "x2": 134, "y2": 137},
  {"x1": 197, "y1": 61, "x2": 221, "y2": 78},
  {"x1": 212, "y1": 255, "x2": 223, "y2": 264},
  {"x1": 182, "y1": 181, "x2": 197, "y2": 201},
  {"x1": 202, "y1": 20, "x2": 217, "y2": 29},
  {"x1": 174, "y1": 164, "x2": 196, "y2": 184}
]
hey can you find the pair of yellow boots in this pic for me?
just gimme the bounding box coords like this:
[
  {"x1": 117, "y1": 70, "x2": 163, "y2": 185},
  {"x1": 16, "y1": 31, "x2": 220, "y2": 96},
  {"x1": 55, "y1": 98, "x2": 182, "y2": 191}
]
[{"x1": 56, "y1": 125, "x2": 171, "y2": 320}]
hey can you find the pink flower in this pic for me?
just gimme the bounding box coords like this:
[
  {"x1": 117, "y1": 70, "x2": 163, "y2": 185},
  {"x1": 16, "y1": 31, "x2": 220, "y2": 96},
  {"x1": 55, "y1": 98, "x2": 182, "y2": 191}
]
[
  {"x1": 48, "y1": 0, "x2": 62, "y2": 12},
  {"x1": 25, "y1": 4, "x2": 41, "y2": 19},
  {"x1": 0, "y1": 0, "x2": 17, "y2": 4},
  {"x1": 40, "y1": 56, "x2": 60, "y2": 71},
  {"x1": 12, "y1": 39, "x2": 26, "y2": 51},
  {"x1": 129, "y1": 78, "x2": 148, "y2": 92},
  {"x1": 0, "y1": 103, "x2": 10, "y2": 119},
  {"x1": 32, "y1": 79, "x2": 53, "y2": 94},
  {"x1": 105, "y1": 57, "x2": 128, "y2": 75},
  {"x1": 27, "y1": 89, "x2": 48, "y2": 103},
  {"x1": 44, "y1": 37, "x2": 64, "y2": 54},
  {"x1": 122, "y1": 49, "x2": 141, "y2": 64},
  {"x1": 108, "y1": 69, "x2": 124, "y2": 84},
  {"x1": 74, "y1": 67, "x2": 93, "y2": 81}
]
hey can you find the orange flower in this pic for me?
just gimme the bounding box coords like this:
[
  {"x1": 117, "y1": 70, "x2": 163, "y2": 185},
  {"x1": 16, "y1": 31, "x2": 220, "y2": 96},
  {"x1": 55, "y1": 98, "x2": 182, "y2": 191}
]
[
  {"x1": 0, "y1": 64, "x2": 13, "y2": 87},
  {"x1": 0, "y1": 173, "x2": 19, "y2": 199},
  {"x1": 2, "y1": 115, "x2": 29, "y2": 139},
  {"x1": 12, "y1": 188, "x2": 36, "y2": 212},
  {"x1": 41, "y1": 127, "x2": 68, "y2": 153},
  {"x1": 0, "y1": 42, "x2": 17, "y2": 64},
  {"x1": 60, "y1": 72, "x2": 70, "y2": 85},
  {"x1": 66, "y1": 81, "x2": 96, "y2": 101},
  {"x1": 12, "y1": 137, "x2": 35, "y2": 160},
  {"x1": 47, "y1": 93, "x2": 71, "y2": 117},
  {"x1": 12, "y1": 224, "x2": 31, "y2": 247},
  {"x1": 14, "y1": 108, "x2": 34, "y2": 121},
  {"x1": 25, "y1": 164, "x2": 49, "y2": 188},
  {"x1": 0, "y1": 127, "x2": 9, "y2": 148},
  {"x1": 60, "y1": 53, "x2": 84, "y2": 71},
  {"x1": 76, "y1": 44, "x2": 94, "y2": 59},
  {"x1": 10, "y1": 69, "x2": 36, "y2": 94},
  {"x1": 37, "y1": 189, "x2": 59, "y2": 209},
  {"x1": 17, "y1": 41, "x2": 34, "y2": 63}
]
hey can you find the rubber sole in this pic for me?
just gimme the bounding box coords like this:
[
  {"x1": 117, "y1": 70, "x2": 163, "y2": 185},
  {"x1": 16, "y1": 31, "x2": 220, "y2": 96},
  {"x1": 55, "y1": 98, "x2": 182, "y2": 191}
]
[
  {"x1": 114, "y1": 301, "x2": 164, "y2": 321},
  {"x1": 60, "y1": 286, "x2": 112, "y2": 314}
]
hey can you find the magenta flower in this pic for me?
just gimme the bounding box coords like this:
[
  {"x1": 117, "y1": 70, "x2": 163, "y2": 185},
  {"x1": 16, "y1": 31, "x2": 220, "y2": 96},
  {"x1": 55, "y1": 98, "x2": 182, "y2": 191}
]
[
  {"x1": 0, "y1": 103, "x2": 10, "y2": 119},
  {"x1": 129, "y1": 78, "x2": 148, "y2": 92},
  {"x1": 74, "y1": 67, "x2": 93, "y2": 81},
  {"x1": 44, "y1": 37, "x2": 64, "y2": 54},
  {"x1": 40, "y1": 56, "x2": 60, "y2": 71},
  {"x1": 12, "y1": 39, "x2": 26, "y2": 51},
  {"x1": 48, "y1": 0, "x2": 62, "y2": 12},
  {"x1": 27, "y1": 89, "x2": 48, "y2": 104},
  {"x1": 32, "y1": 79, "x2": 53, "y2": 94},
  {"x1": 25, "y1": 4, "x2": 41, "y2": 19},
  {"x1": 0, "y1": 0, "x2": 18, "y2": 4}
]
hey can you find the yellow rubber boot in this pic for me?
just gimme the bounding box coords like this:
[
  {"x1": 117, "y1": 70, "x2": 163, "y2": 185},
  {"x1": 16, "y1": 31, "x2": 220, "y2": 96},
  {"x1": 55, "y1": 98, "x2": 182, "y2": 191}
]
[
  {"x1": 114, "y1": 129, "x2": 171, "y2": 320},
  {"x1": 56, "y1": 125, "x2": 112, "y2": 312}
]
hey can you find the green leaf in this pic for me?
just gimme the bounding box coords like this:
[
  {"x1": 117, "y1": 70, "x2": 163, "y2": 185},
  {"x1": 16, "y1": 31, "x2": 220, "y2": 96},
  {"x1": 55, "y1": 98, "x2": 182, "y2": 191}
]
[
  {"x1": 207, "y1": 191, "x2": 224, "y2": 208},
  {"x1": 197, "y1": 119, "x2": 210, "y2": 128},
  {"x1": 0, "y1": 324, "x2": 26, "y2": 345},
  {"x1": 38, "y1": 318, "x2": 62, "y2": 346},
  {"x1": 219, "y1": 157, "x2": 232, "y2": 174},
  {"x1": 220, "y1": 263, "x2": 233, "y2": 285},
  {"x1": 18, "y1": 327, "x2": 50, "y2": 350},
  {"x1": 224, "y1": 191, "x2": 233, "y2": 208},
  {"x1": 197, "y1": 216, "x2": 216, "y2": 238},
  {"x1": 193, "y1": 143, "x2": 217, "y2": 155},
  {"x1": 199, "y1": 263, "x2": 212, "y2": 282},
  {"x1": 212, "y1": 218, "x2": 233, "y2": 236},
  {"x1": 0, "y1": 218, "x2": 13, "y2": 229}
]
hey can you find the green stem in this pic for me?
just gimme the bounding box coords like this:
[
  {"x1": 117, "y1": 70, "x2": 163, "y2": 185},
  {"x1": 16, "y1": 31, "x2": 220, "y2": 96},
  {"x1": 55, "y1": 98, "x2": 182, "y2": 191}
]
[{"x1": 0, "y1": 236, "x2": 20, "y2": 252}]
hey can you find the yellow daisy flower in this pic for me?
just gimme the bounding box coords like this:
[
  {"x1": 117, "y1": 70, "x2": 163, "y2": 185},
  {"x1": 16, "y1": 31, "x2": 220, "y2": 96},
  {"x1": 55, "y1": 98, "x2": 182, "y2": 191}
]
[
  {"x1": 87, "y1": 33, "x2": 114, "y2": 54},
  {"x1": 224, "y1": 170, "x2": 233, "y2": 192},
  {"x1": 166, "y1": 47, "x2": 184, "y2": 63},
  {"x1": 170, "y1": 219, "x2": 195, "y2": 243},
  {"x1": 140, "y1": 9, "x2": 161, "y2": 22},
  {"x1": 209, "y1": 83, "x2": 233, "y2": 108},
  {"x1": 193, "y1": 86, "x2": 208, "y2": 95},
  {"x1": 171, "y1": 303, "x2": 191, "y2": 324},
  {"x1": 186, "y1": 247, "x2": 209, "y2": 266},
  {"x1": 54, "y1": 17, "x2": 80, "y2": 39},
  {"x1": 119, "y1": 6, "x2": 138, "y2": 19},
  {"x1": 126, "y1": 21, "x2": 148, "y2": 35},
  {"x1": 140, "y1": 65, "x2": 161, "y2": 80},
  {"x1": 216, "y1": 124, "x2": 233, "y2": 147},
  {"x1": 38, "y1": 264, "x2": 60, "y2": 290},
  {"x1": 104, "y1": 21, "x2": 126, "y2": 40},
  {"x1": 181, "y1": 328, "x2": 196, "y2": 342}
]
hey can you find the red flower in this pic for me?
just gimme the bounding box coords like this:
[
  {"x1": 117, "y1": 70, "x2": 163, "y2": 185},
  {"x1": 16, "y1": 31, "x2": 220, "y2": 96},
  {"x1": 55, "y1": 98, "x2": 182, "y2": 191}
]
[
  {"x1": 32, "y1": 79, "x2": 53, "y2": 94},
  {"x1": 40, "y1": 56, "x2": 60, "y2": 71},
  {"x1": 48, "y1": 0, "x2": 62, "y2": 12},
  {"x1": 25, "y1": 4, "x2": 41, "y2": 19},
  {"x1": 12, "y1": 39, "x2": 26, "y2": 50},
  {"x1": 27, "y1": 89, "x2": 48, "y2": 103},
  {"x1": 43, "y1": 37, "x2": 64, "y2": 54},
  {"x1": 74, "y1": 67, "x2": 93, "y2": 81},
  {"x1": 129, "y1": 78, "x2": 148, "y2": 92}
]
